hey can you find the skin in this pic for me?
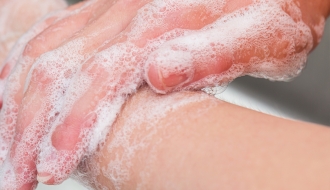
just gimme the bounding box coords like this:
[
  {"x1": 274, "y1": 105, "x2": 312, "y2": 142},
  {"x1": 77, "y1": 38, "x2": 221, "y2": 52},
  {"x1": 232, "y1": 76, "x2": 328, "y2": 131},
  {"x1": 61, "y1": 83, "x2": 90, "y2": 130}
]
[
  {"x1": 146, "y1": 0, "x2": 330, "y2": 91},
  {"x1": 75, "y1": 87, "x2": 330, "y2": 190},
  {"x1": 0, "y1": 0, "x2": 329, "y2": 189},
  {"x1": 1, "y1": 0, "x2": 162, "y2": 188},
  {"x1": 0, "y1": 0, "x2": 67, "y2": 65}
]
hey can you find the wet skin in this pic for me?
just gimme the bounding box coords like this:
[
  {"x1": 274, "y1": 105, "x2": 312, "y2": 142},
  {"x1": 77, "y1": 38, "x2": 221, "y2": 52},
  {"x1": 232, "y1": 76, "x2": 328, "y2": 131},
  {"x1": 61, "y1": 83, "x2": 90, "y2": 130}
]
[{"x1": 0, "y1": 0, "x2": 329, "y2": 189}]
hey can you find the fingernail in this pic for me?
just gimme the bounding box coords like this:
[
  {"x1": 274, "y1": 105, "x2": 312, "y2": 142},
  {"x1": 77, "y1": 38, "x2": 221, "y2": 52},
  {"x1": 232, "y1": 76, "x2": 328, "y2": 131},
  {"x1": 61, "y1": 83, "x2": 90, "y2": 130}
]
[
  {"x1": 146, "y1": 64, "x2": 165, "y2": 93},
  {"x1": 148, "y1": 64, "x2": 189, "y2": 90},
  {"x1": 37, "y1": 172, "x2": 53, "y2": 184},
  {"x1": 161, "y1": 73, "x2": 189, "y2": 88}
]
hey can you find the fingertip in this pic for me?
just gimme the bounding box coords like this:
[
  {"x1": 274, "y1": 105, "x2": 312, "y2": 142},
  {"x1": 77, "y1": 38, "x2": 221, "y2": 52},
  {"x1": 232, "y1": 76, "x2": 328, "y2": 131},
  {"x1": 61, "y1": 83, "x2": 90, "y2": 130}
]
[
  {"x1": 37, "y1": 172, "x2": 54, "y2": 185},
  {"x1": 37, "y1": 150, "x2": 75, "y2": 185},
  {"x1": 38, "y1": 113, "x2": 98, "y2": 184},
  {"x1": 51, "y1": 112, "x2": 97, "y2": 151},
  {"x1": 146, "y1": 63, "x2": 190, "y2": 94},
  {"x1": 51, "y1": 124, "x2": 77, "y2": 151},
  {"x1": 146, "y1": 64, "x2": 166, "y2": 93}
]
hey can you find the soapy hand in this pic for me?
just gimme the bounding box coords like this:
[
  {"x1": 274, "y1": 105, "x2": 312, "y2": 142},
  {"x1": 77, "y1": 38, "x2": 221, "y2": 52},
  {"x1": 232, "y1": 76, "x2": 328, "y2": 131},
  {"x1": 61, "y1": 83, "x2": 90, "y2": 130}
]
[
  {"x1": 0, "y1": 0, "x2": 68, "y2": 107},
  {"x1": 0, "y1": 0, "x2": 327, "y2": 189},
  {"x1": 0, "y1": 0, "x2": 67, "y2": 65},
  {"x1": 145, "y1": 0, "x2": 324, "y2": 94}
]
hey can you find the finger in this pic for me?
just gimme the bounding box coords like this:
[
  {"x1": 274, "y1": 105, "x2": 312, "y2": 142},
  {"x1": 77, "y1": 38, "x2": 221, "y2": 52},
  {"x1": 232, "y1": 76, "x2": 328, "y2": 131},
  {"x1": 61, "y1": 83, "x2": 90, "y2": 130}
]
[
  {"x1": 11, "y1": 0, "x2": 157, "y2": 186},
  {"x1": 0, "y1": 0, "x2": 69, "y2": 112},
  {"x1": 35, "y1": 0, "x2": 166, "y2": 184},
  {"x1": 0, "y1": 10, "x2": 69, "y2": 110},
  {"x1": 37, "y1": 48, "x2": 144, "y2": 184},
  {"x1": 0, "y1": 1, "x2": 76, "y2": 168},
  {"x1": 0, "y1": 1, "x2": 94, "y2": 168},
  {"x1": 145, "y1": 1, "x2": 313, "y2": 93},
  {"x1": 0, "y1": 0, "x2": 88, "y2": 78},
  {"x1": 0, "y1": 1, "x2": 106, "y2": 188},
  {"x1": 0, "y1": 0, "x2": 89, "y2": 81},
  {"x1": 0, "y1": 0, "x2": 67, "y2": 65},
  {"x1": 0, "y1": 158, "x2": 38, "y2": 190},
  {"x1": 0, "y1": 66, "x2": 51, "y2": 189}
]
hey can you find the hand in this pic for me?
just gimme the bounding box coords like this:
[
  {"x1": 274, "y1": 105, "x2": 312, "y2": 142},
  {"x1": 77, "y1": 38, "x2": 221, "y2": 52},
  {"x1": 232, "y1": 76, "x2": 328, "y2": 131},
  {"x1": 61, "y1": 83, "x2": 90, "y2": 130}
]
[
  {"x1": 0, "y1": 0, "x2": 328, "y2": 189},
  {"x1": 0, "y1": 0, "x2": 155, "y2": 188},
  {"x1": 0, "y1": 0, "x2": 67, "y2": 65},
  {"x1": 0, "y1": 0, "x2": 112, "y2": 188},
  {"x1": 145, "y1": 0, "x2": 329, "y2": 94},
  {"x1": 0, "y1": 0, "x2": 67, "y2": 108}
]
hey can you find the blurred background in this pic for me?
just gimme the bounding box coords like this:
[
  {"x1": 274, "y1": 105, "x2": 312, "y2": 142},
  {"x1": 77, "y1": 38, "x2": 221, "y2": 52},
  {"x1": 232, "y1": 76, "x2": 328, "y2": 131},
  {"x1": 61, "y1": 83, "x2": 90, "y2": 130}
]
[
  {"x1": 37, "y1": 0, "x2": 329, "y2": 189},
  {"x1": 67, "y1": 0, "x2": 81, "y2": 4}
]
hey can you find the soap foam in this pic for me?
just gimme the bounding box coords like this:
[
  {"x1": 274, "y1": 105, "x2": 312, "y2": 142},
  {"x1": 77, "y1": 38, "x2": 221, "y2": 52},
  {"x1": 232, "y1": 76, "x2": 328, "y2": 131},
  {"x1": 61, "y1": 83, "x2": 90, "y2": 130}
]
[
  {"x1": 33, "y1": 6, "x2": 193, "y2": 181},
  {"x1": 0, "y1": 0, "x2": 319, "y2": 188},
  {"x1": 69, "y1": 0, "x2": 314, "y2": 188},
  {"x1": 0, "y1": 5, "x2": 102, "y2": 190},
  {"x1": 144, "y1": 0, "x2": 313, "y2": 95},
  {"x1": 0, "y1": 38, "x2": 87, "y2": 188},
  {"x1": 71, "y1": 88, "x2": 215, "y2": 190},
  {"x1": 0, "y1": 0, "x2": 67, "y2": 64},
  {"x1": 0, "y1": 10, "x2": 71, "y2": 105}
]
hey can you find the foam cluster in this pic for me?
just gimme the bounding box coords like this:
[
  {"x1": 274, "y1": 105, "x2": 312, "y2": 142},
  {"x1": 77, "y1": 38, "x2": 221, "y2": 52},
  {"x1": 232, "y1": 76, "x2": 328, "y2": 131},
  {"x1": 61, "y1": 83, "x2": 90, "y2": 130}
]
[
  {"x1": 0, "y1": 1, "x2": 100, "y2": 188},
  {"x1": 143, "y1": 0, "x2": 314, "y2": 94},
  {"x1": 72, "y1": 88, "x2": 215, "y2": 190},
  {"x1": 31, "y1": 0, "x2": 228, "y2": 184},
  {"x1": 0, "y1": 0, "x2": 67, "y2": 64},
  {"x1": 0, "y1": 0, "x2": 321, "y2": 188},
  {"x1": 72, "y1": 0, "x2": 315, "y2": 188}
]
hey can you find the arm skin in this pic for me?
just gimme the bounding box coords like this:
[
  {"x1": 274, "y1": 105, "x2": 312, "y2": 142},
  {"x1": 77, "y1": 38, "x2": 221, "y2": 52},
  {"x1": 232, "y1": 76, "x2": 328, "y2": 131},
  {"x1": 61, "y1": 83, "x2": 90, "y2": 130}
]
[{"x1": 74, "y1": 87, "x2": 330, "y2": 190}]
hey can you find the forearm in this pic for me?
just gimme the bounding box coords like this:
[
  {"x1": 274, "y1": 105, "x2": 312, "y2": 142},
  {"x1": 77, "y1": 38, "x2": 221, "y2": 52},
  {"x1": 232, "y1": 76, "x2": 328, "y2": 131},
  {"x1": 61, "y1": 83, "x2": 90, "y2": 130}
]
[{"x1": 74, "y1": 88, "x2": 330, "y2": 190}]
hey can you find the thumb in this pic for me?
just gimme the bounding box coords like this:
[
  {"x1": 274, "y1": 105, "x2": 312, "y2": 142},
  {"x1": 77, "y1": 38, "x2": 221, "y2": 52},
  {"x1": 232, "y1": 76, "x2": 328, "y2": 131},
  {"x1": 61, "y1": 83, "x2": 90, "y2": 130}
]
[
  {"x1": 144, "y1": 27, "x2": 237, "y2": 94},
  {"x1": 144, "y1": 1, "x2": 312, "y2": 94}
]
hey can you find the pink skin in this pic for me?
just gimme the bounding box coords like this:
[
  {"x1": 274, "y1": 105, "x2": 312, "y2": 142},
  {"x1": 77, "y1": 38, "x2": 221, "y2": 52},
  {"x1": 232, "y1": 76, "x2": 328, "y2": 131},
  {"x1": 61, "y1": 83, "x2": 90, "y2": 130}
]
[
  {"x1": 0, "y1": 0, "x2": 114, "y2": 189},
  {"x1": 0, "y1": 0, "x2": 68, "y2": 109},
  {"x1": 37, "y1": 0, "x2": 313, "y2": 185},
  {"x1": 32, "y1": 0, "x2": 222, "y2": 184},
  {"x1": 0, "y1": 0, "x2": 326, "y2": 189},
  {"x1": 0, "y1": 10, "x2": 71, "y2": 110},
  {"x1": 0, "y1": 0, "x2": 95, "y2": 108},
  {"x1": 0, "y1": 0, "x2": 67, "y2": 65},
  {"x1": 1, "y1": 0, "x2": 238, "y2": 188},
  {"x1": 0, "y1": 0, "x2": 161, "y2": 189},
  {"x1": 144, "y1": 0, "x2": 329, "y2": 93},
  {"x1": 35, "y1": 0, "x2": 234, "y2": 185}
]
